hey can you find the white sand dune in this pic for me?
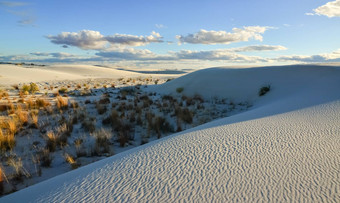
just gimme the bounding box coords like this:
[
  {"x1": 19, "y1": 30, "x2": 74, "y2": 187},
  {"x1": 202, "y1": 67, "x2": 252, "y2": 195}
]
[
  {"x1": 0, "y1": 64, "x2": 184, "y2": 86},
  {"x1": 1, "y1": 65, "x2": 339, "y2": 202}
]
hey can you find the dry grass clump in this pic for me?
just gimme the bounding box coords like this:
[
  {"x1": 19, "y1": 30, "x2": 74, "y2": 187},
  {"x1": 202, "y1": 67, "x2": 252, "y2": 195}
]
[
  {"x1": 0, "y1": 89, "x2": 9, "y2": 100},
  {"x1": 0, "y1": 128, "x2": 15, "y2": 151},
  {"x1": 45, "y1": 130, "x2": 68, "y2": 152},
  {"x1": 175, "y1": 107, "x2": 193, "y2": 124},
  {"x1": 82, "y1": 118, "x2": 96, "y2": 133},
  {"x1": 96, "y1": 103, "x2": 107, "y2": 115},
  {"x1": 74, "y1": 138, "x2": 86, "y2": 157},
  {"x1": 0, "y1": 103, "x2": 12, "y2": 112},
  {"x1": 6, "y1": 119, "x2": 17, "y2": 136},
  {"x1": 16, "y1": 109, "x2": 28, "y2": 126},
  {"x1": 36, "y1": 98, "x2": 51, "y2": 108},
  {"x1": 93, "y1": 129, "x2": 112, "y2": 155},
  {"x1": 7, "y1": 101, "x2": 15, "y2": 114},
  {"x1": 58, "y1": 87, "x2": 68, "y2": 94},
  {"x1": 7, "y1": 156, "x2": 30, "y2": 181},
  {"x1": 45, "y1": 131, "x2": 57, "y2": 152},
  {"x1": 37, "y1": 149, "x2": 53, "y2": 167},
  {"x1": 30, "y1": 113, "x2": 39, "y2": 129},
  {"x1": 0, "y1": 166, "x2": 7, "y2": 195},
  {"x1": 70, "y1": 101, "x2": 79, "y2": 109},
  {"x1": 64, "y1": 153, "x2": 79, "y2": 169},
  {"x1": 56, "y1": 96, "x2": 68, "y2": 110}
]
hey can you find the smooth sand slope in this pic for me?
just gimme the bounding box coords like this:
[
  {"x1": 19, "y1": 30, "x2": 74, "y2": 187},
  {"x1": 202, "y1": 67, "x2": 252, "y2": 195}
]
[
  {"x1": 1, "y1": 65, "x2": 339, "y2": 202},
  {"x1": 0, "y1": 64, "x2": 183, "y2": 86}
]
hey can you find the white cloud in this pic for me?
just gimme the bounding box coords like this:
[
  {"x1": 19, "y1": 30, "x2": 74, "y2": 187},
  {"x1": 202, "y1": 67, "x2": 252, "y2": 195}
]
[
  {"x1": 105, "y1": 31, "x2": 163, "y2": 46},
  {"x1": 30, "y1": 52, "x2": 77, "y2": 58},
  {"x1": 176, "y1": 26, "x2": 272, "y2": 45},
  {"x1": 174, "y1": 49, "x2": 267, "y2": 62},
  {"x1": 46, "y1": 30, "x2": 107, "y2": 50},
  {"x1": 277, "y1": 49, "x2": 340, "y2": 62},
  {"x1": 229, "y1": 45, "x2": 287, "y2": 52},
  {"x1": 96, "y1": 47, "x2": 273, "y2": 63},
  {"x1": 311, "y1": 0, "x2": 340, "y2": 17},
  {"x1": 96, "y1": 48, "x2": 173, "y2": 60},
  {"x1": 47, "y1": 30, "x2": 164, "y2": 50}
]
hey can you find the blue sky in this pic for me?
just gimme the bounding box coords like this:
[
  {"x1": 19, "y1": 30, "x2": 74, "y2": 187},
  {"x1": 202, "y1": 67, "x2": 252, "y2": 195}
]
[{"x1": 0, "y1": 0, "x2": 340, "y2": 69}]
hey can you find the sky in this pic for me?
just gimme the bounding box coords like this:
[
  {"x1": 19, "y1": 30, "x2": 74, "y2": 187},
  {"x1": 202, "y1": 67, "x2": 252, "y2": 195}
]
[{"x1": 0, "y1": 0, "x2": 340, "y2": 69}]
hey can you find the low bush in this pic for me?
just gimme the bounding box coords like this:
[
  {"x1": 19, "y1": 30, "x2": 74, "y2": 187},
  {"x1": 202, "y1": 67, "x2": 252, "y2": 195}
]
[
  {"x1": 259, "y1": 85, "x2": 271, "y2": 96},
  {"x1": 176, "y1": 87, "x2": 184, "y2": 93}
]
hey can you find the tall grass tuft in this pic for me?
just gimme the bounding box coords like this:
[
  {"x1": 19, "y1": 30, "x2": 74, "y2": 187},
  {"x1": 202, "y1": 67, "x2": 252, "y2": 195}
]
[{"x1": 56, "y1": 96, "x2": 68, "y2": 110}]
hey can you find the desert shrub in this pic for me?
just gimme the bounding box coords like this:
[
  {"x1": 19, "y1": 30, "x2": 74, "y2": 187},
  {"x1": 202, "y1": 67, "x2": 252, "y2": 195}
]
[
  {"x1": 7, "y1": 157, "x2": 30, "y2": 181},
  {"x1": 7, "y1": 101, "x2": 15, "y2": 114},
  {"x1": 74, "y1": 139, "x2": 86, "y2": 157},
  {"x1": 82, "y1": 119, "x2": 96, "y2": 133},
  {"x1": 0, "y1": 89, "x2": 9, "y2": 100},
  {"x1": 22, "y1": 83, "x2": 39, "y2": 94},
  {"x1": 96, "y1": 103, "x2": 107, "y2": 115},
  {"x1": 0, "y1": 167, "x2": 5, "y2": 195},
  {"x1": 30, "y1": 83, "x2": 39, "y2": 94},
  {"x1": 93, "y1": 129, "x2": 112, "y2": 155},
  {"x1": 36, "y1": 98, "x2": 51, "y2": 108},
  {"x1": 193, "y1": 94, "x2": 204, "y2": 103},
  {"x1": 64, "y1": 153, "x2": 79, "y2": 169},
  {"x1": 0, "y1": 128, "x2": 15, "y2": 151},
  {"x1": 58, "y1": 87, "x2": 68, "y2": 94},
  {"x1": 38, "y1": 149, "x2": 53, "y2": 167},
  {"x1": 30, "y1": 113, "x2": 39, "y2": 129},
  {"x1": 176, "y1": 87, "x2": 184, "y2": 93},
  {"x1": 0, "y1": 103, "x2": 11, "y2": 112},
  {"x1": 259, "y1": 85, "x2": 271, "y2": 96},
  {"x1": 45, "y1": 131, "x2": 57, "y2": 152},
  {"x1": 70, "y1": 101, "x2": 79, "y2": 109},
  {"x1": 6, "y1": 119, "x2": 17, "y2": 135},
  {"x1": 16, "y1": 109, "x2": 28, "y2": 126},
  {"x1": 99, "y1": 94, "x2": 110, "y2": 104},
  {"x1": 175, "y1": 107, "x2": 193, "y2": 124},
  {"x1": 21, "y1": 84, "x2": 30, "y2": 93},
  {"x1": 56, "y1": 96, "x2": 68, "y2": 110}
]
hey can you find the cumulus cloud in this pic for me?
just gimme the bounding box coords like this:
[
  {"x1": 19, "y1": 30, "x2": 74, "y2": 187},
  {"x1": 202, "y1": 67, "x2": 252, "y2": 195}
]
[
  {"x1": 229, "y1": 45, "x2": 287, "y2": 52},
  {"x1": 174, "y1": 49, "x2": 267, "y2": 62},
  {"x1": 105, "y1": 31, "x2": 163, "y2": 46},
  {"x1": 277, "y1": 49, "x2": 340, "y2": 62},
  {"x1": 96, "y1": 47, "x2": 272, "y2": 63},
  {"x1": 46, "y1": 30, "x2": 106, "y2": 50},
  {"x1": 309, "y1": 0, "x2": 340, "y2": 17},
  {"x1": 30, "y1": 52, "x2": 77, "y2": 58},
  {"x1": 96, "y1": 48, "x2": 173, "y2": 60},
  {"x1": 176, "y1": 26, "x2": 272, "y2": 45},
  {"x1": 47, "y1": 30, "x2": 164, "y2": 50}
]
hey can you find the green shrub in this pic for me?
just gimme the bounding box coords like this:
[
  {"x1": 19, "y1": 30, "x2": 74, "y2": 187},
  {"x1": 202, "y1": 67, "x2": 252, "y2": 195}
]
[
  {"x1": 176, "y1": 87, "x2": 184, "y2": 93},
  {"x1": 58, "y1": 87, "x2": 68, "y2": 94},
  {"x1": 21, "y1": 83, "x2": 40, "y2": 94},
  {"x1": 259, "y1": 85, "x2": 271, "y2": 96}
]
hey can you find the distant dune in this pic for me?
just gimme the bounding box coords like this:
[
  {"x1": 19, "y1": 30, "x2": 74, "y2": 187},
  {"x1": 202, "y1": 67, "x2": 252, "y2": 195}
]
[
  {"x1": 0, "y1": 64, "x2": 186, "y2": 86},
  {"x1": 1, "y1": 64, "x2": 340, "y2": 202}
]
